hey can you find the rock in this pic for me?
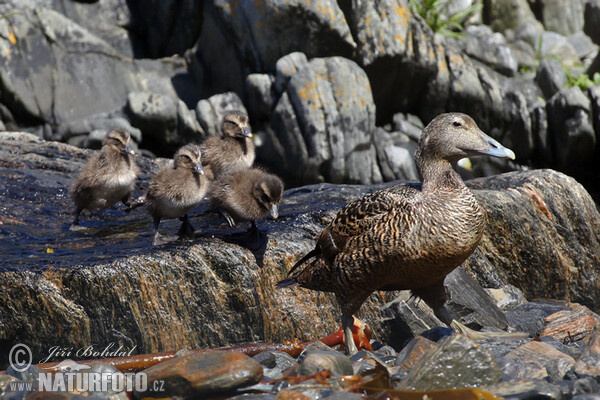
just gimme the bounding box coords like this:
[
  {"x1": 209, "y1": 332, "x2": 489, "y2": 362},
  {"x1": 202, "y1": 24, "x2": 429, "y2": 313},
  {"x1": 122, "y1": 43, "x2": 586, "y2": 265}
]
[
  {"x1": 373, "y1": 128, "x2": 419, "y2": 182},
  {"x1": 394, "y1": 334, "x2": 502, "y2": 390},
  {"x1": 502, "y1": 341, "x2": 576, "y2": 381},
  {"x1": 270, "y1": 351, "x2": 297, "y2": 373},
  {"x1": 2, "y1": 134, "x2": 600, "y2": 364},
  {"x1": 460, "y1": 25, "x2": 518, "y2": 76},
  {"x1": 0, "y1": 5, "x2": 140, "y2": 126},
  {"x1": 540, "y1": 31, "x2": 581, "y2": 69},
  {"x1": 266, "y1": 56, "x2": 382, "y2": 185},
  {"x1": 345, "y1": 0, "x2": 438, "y2": 121},
  {"x1": 127, "y1": 0, "x2": 203, "y2": 58},
  {"x1": 573, "y1": 322, "x2": 600, "y2": 378},
  {"x1": 351, "y1": 353, "x2": 392, "y2": 376},
  {"x1": 535, "y1": 58, "x2": 568, "y2": 99},
  {"x1": 189, "y1": 0, "x2": 355, "y2": 98},
  {"x1": 253, "y1": 351, "x2": 277, "y2": 368},
  {"x1": 195, "y1": 92, "x2": 248, "y2": 139},
  {"x1": 546, "y1": 86, "x2": 596, "y2": 169},
  {"x1": 484, "y1": 379, "x2": 563, "y2": 399},
  {"x1": 391, "y1": 336, "x2": 437, "y2": 382},
  {"x1": 539, "y1": 0, "x2": 585, "y2": 37},
  {"x1": 56, "y1": 114, "x2": 142, "y2": 145},
  {"x1": 485, "y1": 285, "x2": 527, "y2": 311},
  {"x1": 585, "y1": 0, "x2": 600, "y2": 45},
  {"x1": 540, "y1": 305, "x2": 600, "y2": 342},
  {"x1": 485, "y1": 0, "x2": 544, "y2": 36},
  {"x1": 245, "y1": 74, "x2": 276, "y2": 124},
  {"x1": 568, "y1": 31, "x2": 598, "y2": 63},
  {"x1": 273, "y1": 53, "x2": 310, "y2": 96},
  {"x1": 505, "y1": 301, "x2": 572, "y2": 337},
  {"x1": 134, "y1": 351, "x2": 263, "y2": 399}
]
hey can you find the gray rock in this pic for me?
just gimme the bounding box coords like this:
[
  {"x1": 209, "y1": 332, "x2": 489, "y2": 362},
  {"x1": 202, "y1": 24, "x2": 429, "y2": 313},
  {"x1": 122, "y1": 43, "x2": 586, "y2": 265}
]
[
  {"x1": 245, "y1": 74, "x2": 275, "y2": 124},
  {"x1": 373, "y1": 129, "x2": 419, "y2": 182},
  {"x1": 585, "y1": 0, "x2": 600, "y2": 45},
  {"x1": 267, "y1": 56, "x2": 382, "y2": 185},
  {"x1": 0, "y1": 5, "x2": 139, "y2": 126},
  {"x1": 506, "y1": 39, "x2": 537, "y2": 71},
  {"x1": 573, "y1": 322, "x2": 600, "y2": 378},
  {"x1": 505, "y1": 302, "x2": 571, "y2": 337},
  {"x1": 395, "y1": 334, "x2": 502, "y2": 390},
  {"x1": 540, "y1": 31, "x2": 581, "y2": 69},
  {"x1": 498, "y1": 358, "x2": 548, "y2": 382},
  {"x1": 461, "y1": 25, "x2": 518, "y2": 76},
  {"x1": 298, "y1": 350, "x2": 353, "y2": 376},
  {"x1": 502, "y1": 340, "x2": 576, "y2": 381},
  {"x1": 540, "y1": 0, "x2": 585, "y2": 37},
  {"x1": 273, "y1": 52, "x2": 309, "y2": 96},
  {"x1": 484, "y1": 379, "x2": 563, "y2": 399},
  {"x1": 195, "y1": 92, "x2": 248, "y2": 139},
  {"x1": 269, "y1": 351, "x2": 297, "y2": 373},
  {"x1": 391, "y1": 113, "x2": 424, "y2": 142},
  {"x1": 485, "y1": 0, "x2": 544, "y2": 35},
  {"x1": 485, "y1": 285, "x2": 527, "y2": 311},
  {"x1": 127, "y1": 0, "x2": 203, "y2": 58},
  {"x1": 176, "y1": 99, "x2": 204, "y2": 139},
  {"x1": 535, "y1": 58, "x2": 568, "y2": 99},
  {"x1": 189, "y1": 0, "x2": 355, "y2": 98},
  {"x1": 546, "y1": 86, "x2": 595, "y2": 168},
  {"x1": 252, "y1": 351, "x2": 276, "y2": 368},
  {"x1": 568, "y1": 31, "x2": 598, "y2": 62}
]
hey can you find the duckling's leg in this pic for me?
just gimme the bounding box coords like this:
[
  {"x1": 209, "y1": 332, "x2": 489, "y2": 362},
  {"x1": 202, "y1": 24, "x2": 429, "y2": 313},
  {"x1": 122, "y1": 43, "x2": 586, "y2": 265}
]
[
  {"x1": 152, "y1": 217, "x2": 176, "y2": 246},
  {"x1": 247, "y1": 220, "x2": 261, "y2": 250},
  {"x1": 69, "y1": 207, "x2": 87, "y2": 231},
  {"x1": 219, "y1": 209, "x2": 236, "y2": 228},
  {"x1": 341, "y1": 314, "x2": 359, "y2": 356},
  {"x1": 177, "y1": 214, "x2": 195, "y2": 237}
]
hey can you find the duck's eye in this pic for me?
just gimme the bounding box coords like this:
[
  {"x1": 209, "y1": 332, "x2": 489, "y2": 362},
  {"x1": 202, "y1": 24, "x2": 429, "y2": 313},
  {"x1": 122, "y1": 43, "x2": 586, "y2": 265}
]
[{"x1": 453, "y1": 121, "x2": 462, "y2": 127}]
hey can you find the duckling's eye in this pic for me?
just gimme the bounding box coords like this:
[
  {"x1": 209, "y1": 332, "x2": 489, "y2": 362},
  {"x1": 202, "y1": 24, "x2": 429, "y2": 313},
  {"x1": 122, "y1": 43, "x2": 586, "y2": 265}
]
[{"x1": 453, "y1": 121, "x2": 462, "y2": 127}]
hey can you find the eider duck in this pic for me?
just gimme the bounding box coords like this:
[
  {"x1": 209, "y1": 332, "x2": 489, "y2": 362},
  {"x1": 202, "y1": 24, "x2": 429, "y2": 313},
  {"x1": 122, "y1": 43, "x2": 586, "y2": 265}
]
[
  {"x1": 70, "y1": 128, "x2": 138, "y2": 231},
  {"x1": 208, "y1": 167, "x2": 283, "y2": 231},
  {"x1": 201, "y1": 110, "x2": 254, "y2": 181},
  {"x1": 146, "y1": 144, "x2": 207, "y2": 245},
  {"x1": 277, "y1": 113, "x2": 516, "y2": 355}
]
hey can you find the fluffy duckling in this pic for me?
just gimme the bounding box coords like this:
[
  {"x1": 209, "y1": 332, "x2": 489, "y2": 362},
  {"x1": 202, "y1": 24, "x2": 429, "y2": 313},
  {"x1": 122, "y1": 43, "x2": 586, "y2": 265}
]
[
  {"x1": 146, "y1": 144, "x2": 207, "y2": 245},
  {"x1": 201, "y1": 110, "x2": 254, "y2": 180},
  {"x1": 277, "y1": 113, "x2": 516, "y2": 355},
  {"x1": 70, "y1": 128, "x2": 138, "y2": 231},
  {"x1": 208, "y1": 168, "x2": 283, "y2": 232}
]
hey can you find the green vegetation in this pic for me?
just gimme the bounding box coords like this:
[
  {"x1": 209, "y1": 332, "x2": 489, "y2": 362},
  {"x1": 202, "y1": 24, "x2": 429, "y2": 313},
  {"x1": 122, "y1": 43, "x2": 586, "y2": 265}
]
[
  {"x1": 566, "y1": 72, "x2": 600, "y2": 90},
  {"x1": 409, "y1": 0, "x2": 482, "y2": 38}
]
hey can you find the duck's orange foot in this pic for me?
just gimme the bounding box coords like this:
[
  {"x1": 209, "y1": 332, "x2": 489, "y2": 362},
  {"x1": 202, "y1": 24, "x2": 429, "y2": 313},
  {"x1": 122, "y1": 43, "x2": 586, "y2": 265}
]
[{"x1": 333, "y1": 317, "x2": 372, "y2": 352}]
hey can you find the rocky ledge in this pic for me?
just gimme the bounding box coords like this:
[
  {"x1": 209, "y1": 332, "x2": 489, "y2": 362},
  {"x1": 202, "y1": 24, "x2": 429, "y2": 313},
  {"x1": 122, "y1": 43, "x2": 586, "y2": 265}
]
[{"x1": 1, "y1": 132, "x2": 600, "y2": 398}]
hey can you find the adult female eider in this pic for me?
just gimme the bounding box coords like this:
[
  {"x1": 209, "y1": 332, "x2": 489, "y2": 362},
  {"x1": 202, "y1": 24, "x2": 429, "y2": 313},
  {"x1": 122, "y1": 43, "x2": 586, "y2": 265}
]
[{"x1": 276, "y1": 113, "x2": 516, "y2": 355}]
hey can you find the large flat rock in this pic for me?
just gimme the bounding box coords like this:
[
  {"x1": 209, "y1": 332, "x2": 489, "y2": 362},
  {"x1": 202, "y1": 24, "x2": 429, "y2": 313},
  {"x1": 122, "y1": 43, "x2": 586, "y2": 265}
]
[{"x1": 1, "y1": 132, "x2": 599, "y2": 364}]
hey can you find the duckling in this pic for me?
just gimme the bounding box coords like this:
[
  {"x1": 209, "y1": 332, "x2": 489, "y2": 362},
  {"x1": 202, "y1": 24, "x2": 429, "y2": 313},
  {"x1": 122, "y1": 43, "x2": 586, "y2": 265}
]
[
  {"x1": 201, "y1": 110, "x2": 254, "y2": 180},
  {"x1": 70, "y1": 128, "x2": 138, "y2": 231},
  {"x1": 208, "y1": 168, "x2": 283, "y2": 233},
  {"x1": 277, "y1": 113, "x2": 516, "y2": 355},
  {"x1": 146, "y1": 144, "x2": 207, "y2": 245}
]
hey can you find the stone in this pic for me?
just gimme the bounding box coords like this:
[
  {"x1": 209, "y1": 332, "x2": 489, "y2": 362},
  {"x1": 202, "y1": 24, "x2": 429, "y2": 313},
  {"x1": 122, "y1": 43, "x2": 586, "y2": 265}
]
[
  {"x1": 485, "y1": 0, "x2": 544, "y2": 35},
  {"x1": 540, "y1": 305, "x2": 600, "y2": 342},
  {"x1": 460, "y1": 25, "x2": 518, "y2": 76},
  {"x1": 539, "y1": 31, "x2": 581, "y2": 69},
  {"x1": 125, "y1": 91, "x2": 179, "y2": 152},
  {"x1": 394, "y1": 334, "x2": 502, "y2": 390},
  {"x1": 351, "y1": 353, "x2": 391, "y2": 376},
  {"x1": 568, "y1": 31, "x2": 598, "y2": 62},
  {"x1": 298, "y1": 351, "x2": 353, "y2": 376},
  {"x1": 502, "y1": 341, "x2": 576, "y2": 381},
  {"x1": 585, "y1": 0, "x2": 600, "y2": 45},
  {"x1": 134, "y1": 351, "x2": 263, "y2": 399},
  {"x1": 540, "y1": 0, "x2": 585, "y2": 37},
  {"x1": 253, "y1": 351, "x2": 277, "y2": 368},
  {"x1": 505, "y1": 301, "x2": 572, "y2": 337},
  {"x1": 0, "y1": 5, "x2": 140, "y2": 126},
  {"x1": 573, "y1": 322, "x2": 600, "y2": 378},
  {"x1": 273, "y1": 53, "x2": 309, "y2": 96},
  {"x1": 484, "y1": 379, "x2": 563, "y2": 399},
  {"x1": 195, "y1": 92, "x2": 248, "y2": 139},
  {"x1": 546, "y1": 86, "x2": 596, "y2": 169},
  {"x1": 2, "y1": 134, "x2": 600, "y2": 363},
  {"x1": 485, "y1": 285, "x2": 527, "y2": 311},
  {"x1": 535, "y1": 58, "x2": 568, "y2": 99},
  {"x1": 394, "y1": 336, "x2": 437, "y2": 373},
  {"x1": 189, "y1": 0, "x2": 355, "y2": 98},
  {"x1": 373, "y1": 129, "x2": 419, "y2": 182},
  {"x1": 245, "y1": 74, "x2": 276, "y2": 124},
  {"x1": 266, "y1": 56, "x2": 382, "y2": 186}
]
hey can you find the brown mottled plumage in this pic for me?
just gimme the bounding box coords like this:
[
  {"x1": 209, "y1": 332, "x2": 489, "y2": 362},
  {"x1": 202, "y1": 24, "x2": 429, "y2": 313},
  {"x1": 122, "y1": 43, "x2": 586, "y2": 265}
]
[
  {"x1": 208, "y1": 168, "x2": 283, "y2": 229},
  {"x1": 71, "y1": 128, "x2": 138, "y2": 230},
  {"x1": 201, "y1": 110, "x2": 254, "y2": 180},
  {"x1": 277, "y1": 113, "x2": 516, "y2": 354},
  {"x1": 146, "y1": 144, "x2": 207, "y2": 245}
]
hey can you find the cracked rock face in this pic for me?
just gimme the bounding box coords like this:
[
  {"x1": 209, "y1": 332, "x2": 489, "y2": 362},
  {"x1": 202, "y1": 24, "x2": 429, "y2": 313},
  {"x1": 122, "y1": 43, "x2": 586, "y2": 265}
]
[{"x1": 1, "y1": 132, "x2": 600, "y2": 365}]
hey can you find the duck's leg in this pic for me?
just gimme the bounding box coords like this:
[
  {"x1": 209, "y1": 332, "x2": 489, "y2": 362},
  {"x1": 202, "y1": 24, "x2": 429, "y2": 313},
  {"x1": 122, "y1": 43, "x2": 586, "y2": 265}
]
[
  {"x1": 177, "y1": 214, "x2": 195, "y2": 237},
  {"x1": 152, "y1": 217, "x2": 175, "y2": 245},
  {"x1": 220, "y1": 209, "x2": 236, "y2": 228},
  {"x1": 341, "y1": 314, "x2": 359, "y2": 356},
  {"x1": 70, "y1": 207, "x2": 87, "y2": 231}
]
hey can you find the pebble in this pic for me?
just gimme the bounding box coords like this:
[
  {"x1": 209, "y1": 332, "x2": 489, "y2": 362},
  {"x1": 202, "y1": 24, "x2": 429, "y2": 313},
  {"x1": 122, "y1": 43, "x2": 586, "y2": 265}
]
[{"x1": 298, "y1": 350, "x2": 353, "y2": 376}]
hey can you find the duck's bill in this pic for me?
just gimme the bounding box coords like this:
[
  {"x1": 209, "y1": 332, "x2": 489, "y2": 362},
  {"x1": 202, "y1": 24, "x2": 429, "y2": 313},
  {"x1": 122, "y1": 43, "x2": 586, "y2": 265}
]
[
  {"x1": 194, "y1": 163, "x2": 205, "y2": 175},
  {"x1": 475, "y1": 131, "x2": 516, "y2": 160}
]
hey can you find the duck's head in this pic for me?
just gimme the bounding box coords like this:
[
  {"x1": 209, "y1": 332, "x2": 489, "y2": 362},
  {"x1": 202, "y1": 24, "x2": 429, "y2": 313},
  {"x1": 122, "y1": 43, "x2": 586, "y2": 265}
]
[
  {"x1": 253, "y1": 174, "x2": 284, "y2": 219},
  {"x1": 416, "y1": 113, "x2": 515, "y2": 164},
  {"x1": 106, "y1": 128, "x2": 135, "y2": 155},
  {"x1": 174, "y1": 144, "x2": 204, "y2": 175},
  {"x1": 221, "y1": 110, "x2": 252, "y2": 139}
]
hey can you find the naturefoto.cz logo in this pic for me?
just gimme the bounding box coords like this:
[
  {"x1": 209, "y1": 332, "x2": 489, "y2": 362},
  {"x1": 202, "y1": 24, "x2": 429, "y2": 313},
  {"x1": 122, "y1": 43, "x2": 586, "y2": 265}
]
[{"x1": 8, "y1": 344, "x2": 164, "y2": 394}]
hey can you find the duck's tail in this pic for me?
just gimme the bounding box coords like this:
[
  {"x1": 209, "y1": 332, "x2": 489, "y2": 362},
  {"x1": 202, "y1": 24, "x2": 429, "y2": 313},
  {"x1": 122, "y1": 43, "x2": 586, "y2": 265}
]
[{"x1": 275, "y1": 247, "x2": 321, "y2": 289}]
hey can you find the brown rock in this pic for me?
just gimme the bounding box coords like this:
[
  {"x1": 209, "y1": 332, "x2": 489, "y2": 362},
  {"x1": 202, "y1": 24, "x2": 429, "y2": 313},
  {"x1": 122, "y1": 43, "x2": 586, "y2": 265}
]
[
  {"x1": 275, "y1": 390, "x2": 312, "y2": 400},
  {"x1": 540, "y1": 304, "x2": 600, "y2": 342},
  {"x1": 134, "y1": 351, "x2": 263, "y2": 399},
  {"x1": 503, "y1": 340, "x2": 575, "y2": 380},
  {"x1": 574, "y1": 322, "x2": 600, "y2": 377},
  {"x1": 394, "y1": 336, "x2": 437, "y2": 372}
]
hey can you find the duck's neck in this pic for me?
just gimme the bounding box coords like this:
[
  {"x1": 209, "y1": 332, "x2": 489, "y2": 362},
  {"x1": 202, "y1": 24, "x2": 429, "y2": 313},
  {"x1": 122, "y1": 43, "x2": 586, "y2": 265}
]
[{"x1": 417, "y1": 157, "x2": 466, "y2": 192}]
